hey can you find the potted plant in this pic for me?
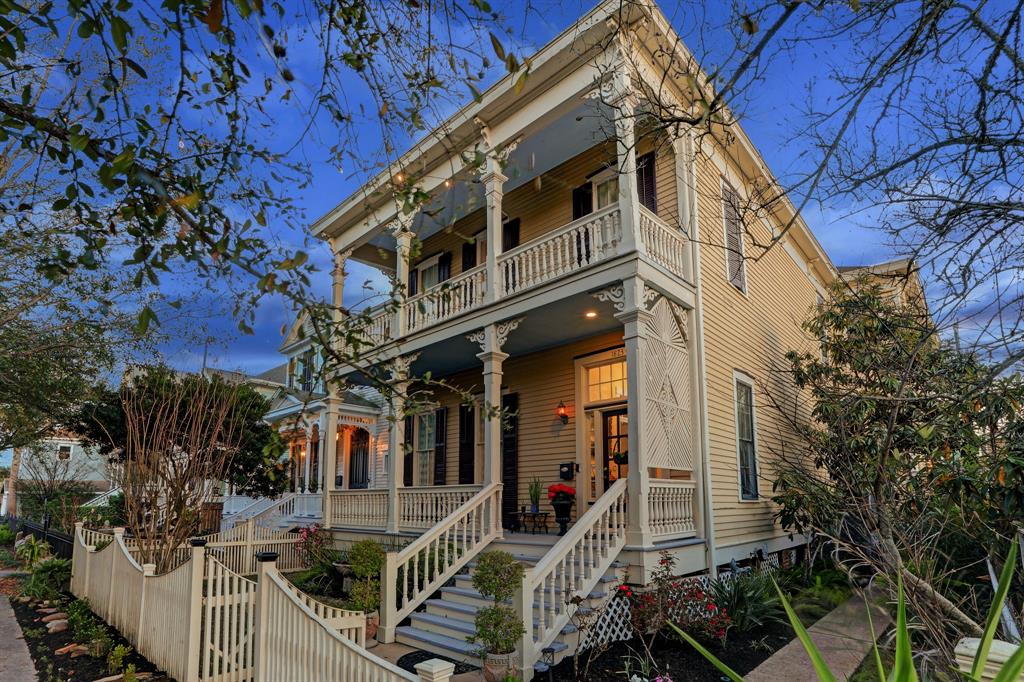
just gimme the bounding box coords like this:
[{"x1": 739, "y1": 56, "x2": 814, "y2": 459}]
[
  {"x1": 345, "y1": 539, "x2": 385, "y2": 645},
  {"x1": 470, "y1": 551, "x2": 525, "y2": 682},
  {"x1": 547, "y1": 483, "x2": 576, "y2": 535},
  {"x1": 528, "y1": 478, "x2": 543, "y2": 513}
]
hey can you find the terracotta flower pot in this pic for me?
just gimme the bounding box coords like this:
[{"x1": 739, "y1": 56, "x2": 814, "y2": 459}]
[
  {"x1": 482, "y1": 651, "x2": 518, "y2": 682},
  {"x1": 365, "y1": 611, "x2": 379, "y2": 646}
]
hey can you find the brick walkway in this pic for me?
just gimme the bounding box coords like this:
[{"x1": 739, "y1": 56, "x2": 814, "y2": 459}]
[
  {"x1": 0, "y1": 596, "x2": 37, "y2": 682},
  {"x1": 745, "y1": 591, "x2": 892, "y2": 682}
]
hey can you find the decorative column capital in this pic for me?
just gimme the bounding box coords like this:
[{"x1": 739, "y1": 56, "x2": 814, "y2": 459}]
[
  {"x1": 332, "y1": 248, "x2": 353, "y2": 277},
  {"x1": 467, "y1": 317, "x2": 523, "y2": 353},
  {"x1": 593, "y1": 278, "x2": 660, "y2": 317},
  {"x1": 387, "y1": 211, "x2": 416, "y2": 238},
  {"x1": 387, "y1": 352, "x2": 419, "y2": 382}
]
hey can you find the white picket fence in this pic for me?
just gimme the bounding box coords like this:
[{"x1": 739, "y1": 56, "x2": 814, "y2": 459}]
[{"x1": 71, "y1": 523, "x2": 455, "y2": 682}]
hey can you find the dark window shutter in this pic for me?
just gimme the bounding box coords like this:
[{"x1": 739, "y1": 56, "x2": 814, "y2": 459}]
[
  {"x1": 458, "y1": 404, "x2": 475, "y2": 484},
  {"x1": 403, "y1": 415, "x2": 414, "y2": 486},
  {"x1": 723, "y1": 186, "x2": 746, "y2": 291},
  {"x1": 501, "y1": 393, "x2": 519, "y2": 529},
  {"x1": 433, "y1": 407, "x2": 448, "y2": 485},
  {"x1": 462, "y1": 242, "x2": 477, "y2": 271},
  {"x1": 501, "y1": 218, "x2": 520, "y2": 252},
  {"x1": 572, "y1": 184, "x2": 593, "y2": 220},
  {"x1": 437, "y1": 252, "x2": 452, "y2": 283},
  {"x1": 407, "y1": 268, "x2": 419, "y2": 297},
  {"x1": 637, "y1": 152, "x2": 657, "y2": 213}
]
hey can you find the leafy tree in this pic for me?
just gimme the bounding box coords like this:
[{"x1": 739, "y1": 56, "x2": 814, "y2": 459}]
[
  {"x1": 72, "y1": 366, "x2": 288, "y2": 499},
  {"x1": 771, "y1": 281, "x2": 1024, "y2": 664}
]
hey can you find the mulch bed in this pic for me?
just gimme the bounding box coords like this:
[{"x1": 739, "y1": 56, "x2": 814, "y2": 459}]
[
  {"x1": 10, "y1": 594, "x2": 167, "y2": 682},
  {"x1": 548, "y1": 621, "x2": 797, "y2": 681},
  {"x1": 396, "y1": 649, "x2": 480, "y2": 675}
]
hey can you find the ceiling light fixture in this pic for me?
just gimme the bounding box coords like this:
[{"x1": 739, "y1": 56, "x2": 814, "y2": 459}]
[{"x1": 584, "y1": 311, "x2": 598, "y2": 319}]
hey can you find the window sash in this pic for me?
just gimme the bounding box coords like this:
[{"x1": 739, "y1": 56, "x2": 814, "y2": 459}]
[{"x1": 735, "y1": 381, "x2": 758, "y2": 499}]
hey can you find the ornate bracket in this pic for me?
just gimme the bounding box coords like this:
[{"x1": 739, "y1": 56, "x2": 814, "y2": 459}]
[
  {"x1": 387, "y1": 352, "x2": 419, "y2": 382},
  {"x1": 466, "y1": 317, "x2": 524, "y2": 353},
  {"x1": 593, "y1": 280, "x2": 660, "y2": 314},
  {"x1": 333, "y1": 248, "x2": 353, "y2": 277}
]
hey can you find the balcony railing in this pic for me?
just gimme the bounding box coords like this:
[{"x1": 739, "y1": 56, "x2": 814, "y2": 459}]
[
  {"x1": 648, "y1": 479, "x2": 697, "y2": 539},
  {"x1": 346, "y1": 204, "x2": 695, "y2": 347},
  {"x1": 326, "y1": 484, "x2": 482, "y2": 531}
]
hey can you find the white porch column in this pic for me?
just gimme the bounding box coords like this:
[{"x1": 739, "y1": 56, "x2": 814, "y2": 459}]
[
  {"x1": 391, "y1": 216, "x2": 415, "y2": 337},
  {"x1": 322, "y1": 403, "x2": 339, "y2": 522},
  {"x1": 613, "y1": 277, "x2": 653, "y2": 547},
  {"x1": 609, "y1": 63, "x2": 643, "y2": 256},
  {"x1": 482, "y1": 154, "x2": 507, "y2": 304},
  {"x1": 467, "y1": 319, "x2": 522, "y2": 486},
  {"x1": 302, "y1": 428, "x2": 312, "y2": 494},
  {"x1": 386, "y1": 354, "x2": 417, "y2": 534}
]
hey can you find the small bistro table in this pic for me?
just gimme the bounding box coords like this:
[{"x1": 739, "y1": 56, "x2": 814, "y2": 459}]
[{"x1": 517, "y1": 509, "x2": 551, "y2": 535}]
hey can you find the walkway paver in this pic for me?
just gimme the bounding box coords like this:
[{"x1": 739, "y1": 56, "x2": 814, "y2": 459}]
[
  {"x1": 745, "y1": 591, "x2": 892, "y2": 682},
  {"x1": 0, "y1": 596, "x2": 37, "y2": 682}
]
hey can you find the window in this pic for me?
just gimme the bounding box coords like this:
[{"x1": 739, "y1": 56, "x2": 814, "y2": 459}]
[
  {"x1": 637, "y1": 152, "x2": 657, "y2": 213},
  {"x1": 586, "y1": 359, "x2": 627, "y2": 404},
  {"x1": 723, "y1": 184, "x2": 747, "y2": 292},
  {"x1": 415, "y1": 413, "x2": 436, "y2": 486},
  {"x1": 409, "y1": 252, "x2": 452, "y2": 296},
  {"x1": 735, "y1": 377, "x2": 758, "y2": 500},
  {"x1": 57, "y1": 445, "x2": 72, "y2": 461},
  {"x1": 595, "y1": 174, "x2": 619, "y2": 210},
  {"x1": 296, "y1": 350, "x2": 315, "y2": 392}
]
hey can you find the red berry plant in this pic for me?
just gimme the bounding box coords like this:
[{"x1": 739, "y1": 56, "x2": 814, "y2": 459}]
[{"x1": 616, "y1": 551, "x2": 730, "y2": 674}]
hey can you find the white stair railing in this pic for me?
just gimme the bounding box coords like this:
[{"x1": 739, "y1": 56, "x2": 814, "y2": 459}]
[
  {"x1": 515, "y1": 478, "x2": 628, "y2": 676},
  {"x1": 379, "y1": 482, "x2": 503, "y2": 643},
  {"x1": 222, "y1": 494, "x2": 290, "y2": 529}
]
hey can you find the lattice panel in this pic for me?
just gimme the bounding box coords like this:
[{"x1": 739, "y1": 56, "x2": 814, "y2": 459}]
[{"x1": 641, "y1": 297, "x2": 694, "y2": 470}]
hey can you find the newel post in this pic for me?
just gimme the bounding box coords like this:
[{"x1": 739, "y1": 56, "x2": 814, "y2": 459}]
[
  {"x1": 378, "y1": 553, "x2": 399, "y2": 643},
  {"x1": 252, "y1": 551, "x2": 279, "y2": 682},
  {"x1": 186, "y1": 538, "x2": 207, "y2": 682},
  {"x1": 512, "y1": 579, "x2": 533, "y2": 677},
  {"x1": 415, "y1": 659, "x2": 457, "y2": 682}
]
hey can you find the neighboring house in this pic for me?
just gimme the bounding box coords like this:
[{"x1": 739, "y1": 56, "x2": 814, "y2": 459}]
[
  {"x1": 2, "y1": 432, "x2": 114, "y2": 518},
  {"x1": 232, "y1": 1, "x2": 926, "y2": 673}
]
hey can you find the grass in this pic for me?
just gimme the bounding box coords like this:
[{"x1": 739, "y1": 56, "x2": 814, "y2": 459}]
[{"x1": 0, "y1": 545, "x2": 22, "y2": 569}]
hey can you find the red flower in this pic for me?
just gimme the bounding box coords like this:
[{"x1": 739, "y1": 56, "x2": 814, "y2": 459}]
[{"x1": 547, "y1": 483, "x2": 577, "y2": 500}]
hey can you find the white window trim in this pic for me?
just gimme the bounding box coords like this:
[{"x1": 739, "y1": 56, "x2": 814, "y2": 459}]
[
  {"x1": 574, "y1": 347, "x2": 628, "y2": 507},
  {"x1": 414, "y1": 252, "x2": 442, "y2": 294},
  {"x1": 733, "y1": 370, "x2": 760, "y2": 502},
  {"x1": 720, "y1": 178, "x2": 750, "y2": 298}
]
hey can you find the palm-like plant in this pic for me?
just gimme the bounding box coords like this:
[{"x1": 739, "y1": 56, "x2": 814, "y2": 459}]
[{"x1": 671, "y1": 541, "x2": 1024, "y2": 681}]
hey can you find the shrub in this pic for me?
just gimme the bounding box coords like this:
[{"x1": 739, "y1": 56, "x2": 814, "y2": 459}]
[
  {"x1": 346, "y1": 577, "x2": 380, "y2": 613},
  {"x1": 15, "y1": 535, "x2": 50, "y2": 566},
  {"x1": 348, "y1": 539, "x2": 385, "y2": 580},
  {"x1": 471, "y1": 550, "x2": 524, "y2": 603},
  {"x1": 789, "y1": 573, "x2": 852, "y2": 626},
  {"x1": 22, "y1": 557, "x2": 71, "y2": 600},
  {"x1": 472, "y1": 605, "x2": 525, "y2": 657},
  {"x1": 107, "y1": 644, "x2": 132, "y2": 673},
  {"x1": 295, "y1": 524, "x2": 337, "y2": 568},
  {"x1": 709, "y1": 571, "x2": 784, "y2": 636},
  {"x1": 0, "y1": 525, "x2": 15, "y2": 545}
]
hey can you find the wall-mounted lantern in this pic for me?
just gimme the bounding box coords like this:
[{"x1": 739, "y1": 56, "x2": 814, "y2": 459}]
[{"x1": 556, "y1": 401, "x2": 569, "y2": 425}]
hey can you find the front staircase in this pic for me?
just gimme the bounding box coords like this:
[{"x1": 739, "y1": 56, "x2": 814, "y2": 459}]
[{"x1": 395, "y1": 533, "x2": 627, "y2": 674}]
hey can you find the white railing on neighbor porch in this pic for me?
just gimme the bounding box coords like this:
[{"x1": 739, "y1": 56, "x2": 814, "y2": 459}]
[
  {"x1": 327, "y1": 484, "x2": 482, "y2": 531},
  {"x1": 222, "y1": 493, "x2": 294, "y2": 530},
  {"x1": 329, "y1": 489, "x2": 389, "y2": 528},
  {"x1": 639, "y1": 206, "x2": 692, "y2": 281},
  {"x1": 406, "y1": 264, "x2": 487, "y2": 333},
  {"x1": 379, "y1": 483, "x2": 503, "y2": 642},
  {"x1": 648, "y1": 480, "x2": 697, "y2": 539},
  {"x1": 498, "y1": 204, "x2": 622, "y2": 295},
  {"x1": 515, "y1": 477, "x2": 629, "y2": 675},
  {"x1": 72, "y1": 524, "x2": 454, "y2": 682}
]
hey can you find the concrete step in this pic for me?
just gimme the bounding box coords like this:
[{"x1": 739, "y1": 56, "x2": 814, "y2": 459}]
[
  {"x1": 394, "y1": 626, "x2": 481, "y2": 664},
  {"x1": 417, "y1": 601, "x2": 581, "y2": 636}
]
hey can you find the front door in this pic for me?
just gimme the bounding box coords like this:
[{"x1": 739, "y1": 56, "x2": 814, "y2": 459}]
[{"x1": 601, "y1": 409, "x2": 629, "y2": 491}]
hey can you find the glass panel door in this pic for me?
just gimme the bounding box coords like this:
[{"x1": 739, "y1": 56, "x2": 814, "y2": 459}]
[
  {"x1": 349, "y1": 429, "x2": 370, "y2": 489},
  {"x1": 602, "y1": 409, "x2": 629, "y2": 491}
]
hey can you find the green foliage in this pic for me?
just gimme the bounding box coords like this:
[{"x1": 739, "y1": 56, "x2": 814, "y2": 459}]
[
  {"x1": 22, "y1": 626, "x2": 46, "y2": 640},
  {"x1": 345, "y1": 577, "x2": 380, "y2": 613},
  {"x1": 15, "y1": 535, "x2": 50, "y2": 567},
  {"x1": 789, "y1": 573, "x2": 853, "y2": 626},
  {"x1": 107, "y1": 644, "x2": 132, "y2": 674},
  {"x1": 348, "y1": 539, "x2": 385, "y2": 579},
  {"x1": 0, "y1": 525, "x2": 14, "y2": 545},
  {"x1": 22, "y1": 557, "x2": 71, "y2": 600},
  {"x1": 710, "y1": 571, "x2": 784, "y2": 635},
  {"x1": 471, "y1": 551, "x2": 524, "y2": 603},
  {"x1": 80, "y1": 492, "x2": 126, "y2": 528},
  {"x1": 674, "y1": 543, "x2": 1024, "y2": 681},
  {"x1": 528, "y1": 478, "x2": 542, "y2": 505},
  {"x1": 73, "y1": 367, "x2": 289, "y2": 499},
  {"x1": 471, "y1": 604, "x2": 525, "y2": 656}
]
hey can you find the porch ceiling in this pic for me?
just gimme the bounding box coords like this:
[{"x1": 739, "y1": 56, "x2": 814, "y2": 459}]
[
  {"x1": 411, "y1": 290, "x2": 623, "y2": 378},
  {"x1": 366, "y1": 99, "x2": 614, "y2": 253}
]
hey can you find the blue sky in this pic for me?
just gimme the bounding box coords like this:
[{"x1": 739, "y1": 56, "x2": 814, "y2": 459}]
[{"x1": 163, "y1": 0, "x2": 896, "y2": 377}]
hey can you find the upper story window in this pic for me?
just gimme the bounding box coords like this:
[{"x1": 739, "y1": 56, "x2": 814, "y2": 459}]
[
  {"x1": 57, "y1": 444, "x2": 72, "y2": 461},
  {"x1": 571, "y1": 152, "x2": 657, "y2": 221},
  {"x1": 408, "y1": 252, "x2": 451, "y2": 296},
  {"x1": 294, "y1": 349, "x2": 317, "y2": 393},
  {"x1": 722, "y1": 183, "x2": 747, "y2": 293},
  {"x1": 734, "y1": 375, "x2": 758, "y2": 500},
  {"x1": 586, "y1": 359, "x2": 627, "y2": 404}
]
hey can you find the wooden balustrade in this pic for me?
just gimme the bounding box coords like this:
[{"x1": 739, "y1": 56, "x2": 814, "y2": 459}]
[
  {"x1": 329, "y1": 489, "x2": 389, "y2": 528},
  {"x1": 648, "y1": 480, "x2": 697, "y2": 539},
  {"x1": 398, "y1": 485, "x2": 481, "y2": 529},
  {"x1": 639, "y1": 206, "x2": 692, "y2": 281},
  {"x1": 405, "y1": 265, "x2": 487, "y2": 333},
  {"x1": 515, "y1": 478, "x2": 629, "y2": 675},
  {"x1": 498, "y1": 204, "x2": 622, "y2": 295},
  {"x1": 379, "y1": 483, "x2": 503, "y2": 643}
]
